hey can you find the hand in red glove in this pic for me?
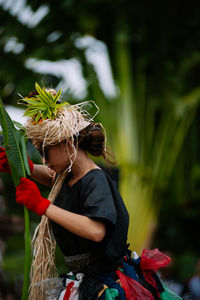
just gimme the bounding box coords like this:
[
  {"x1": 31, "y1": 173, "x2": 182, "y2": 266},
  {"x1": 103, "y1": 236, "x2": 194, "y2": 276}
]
[
  {"x1": 16, "y1": 177, "x2": 51, "y2": 216},
  {"x1": 0, "y1": 146, "x2": 34, "y2": 174}
]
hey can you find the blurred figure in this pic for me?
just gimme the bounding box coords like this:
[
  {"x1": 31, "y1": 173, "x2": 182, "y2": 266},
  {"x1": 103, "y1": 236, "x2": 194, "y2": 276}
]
[
  {"x1": 182, "y1": 258, "x2": 200, "y2": 300},
  {"x1": 159, "y1": 251, "x2": 184, "y2": 296}
]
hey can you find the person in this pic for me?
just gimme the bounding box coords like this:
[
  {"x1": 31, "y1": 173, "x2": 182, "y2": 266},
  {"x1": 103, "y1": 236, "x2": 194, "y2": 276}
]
[
  {"x1": 0, "y1": 86, "x2": 130, "y2": 299},
  {"x1": 0, "y1": 84, "x2": 176, "y2": 299},
  {"x1": 181, "y1": 258, "x2": 200, "y2": 300},
  {"x1": 158, "y1": 251, "x2": 183, "y2": 297}
]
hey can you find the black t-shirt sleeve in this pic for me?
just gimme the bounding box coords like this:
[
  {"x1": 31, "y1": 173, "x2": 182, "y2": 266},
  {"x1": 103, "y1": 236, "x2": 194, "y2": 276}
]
[{"x1": 80, "y1": 171, "x2": 117, "y2": 226}]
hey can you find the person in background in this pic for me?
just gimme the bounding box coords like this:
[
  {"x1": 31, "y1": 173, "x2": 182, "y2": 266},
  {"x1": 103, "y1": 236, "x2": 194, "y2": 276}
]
[{"x1": 182, "y1": 257, "x2": 200, "y2": 300}]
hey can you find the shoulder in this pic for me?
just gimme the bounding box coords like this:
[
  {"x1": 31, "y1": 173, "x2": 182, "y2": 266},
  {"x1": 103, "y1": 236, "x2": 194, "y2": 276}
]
[
  {"x1": 83, "y1": 168, "x2": 108, "y2": 181},
  {"x1": 79, "y1": 169, "x2": 117, "y2": 224},
  {"x1": 81, "y1": 168, "x2": 112, "y2": 193}
]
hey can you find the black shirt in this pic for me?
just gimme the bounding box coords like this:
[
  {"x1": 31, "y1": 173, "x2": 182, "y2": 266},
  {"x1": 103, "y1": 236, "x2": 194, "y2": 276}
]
[{"x1": 51, "y1": 168, "x2": 129, "y2": 269}]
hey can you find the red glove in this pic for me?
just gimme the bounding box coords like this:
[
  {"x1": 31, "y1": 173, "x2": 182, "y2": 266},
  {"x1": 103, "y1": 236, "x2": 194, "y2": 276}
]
[
  {"x1": 0, "y1": 147, "x2": 34, "y2": 174},
  {"x1": 0, "y1": 147, "x2": 10, "y2": 173},
  {"x1": 16, "y1": 177, "x2": 51, "y2": 216}
]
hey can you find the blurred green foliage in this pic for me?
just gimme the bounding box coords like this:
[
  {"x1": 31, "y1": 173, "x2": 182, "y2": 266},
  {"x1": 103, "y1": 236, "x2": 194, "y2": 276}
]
[
  {"x1": 1, "y1": 0, "x2": 200, "y2": 102},
  {"x1": 0, "y1": 0, "x2": 200, "y2": 294}
]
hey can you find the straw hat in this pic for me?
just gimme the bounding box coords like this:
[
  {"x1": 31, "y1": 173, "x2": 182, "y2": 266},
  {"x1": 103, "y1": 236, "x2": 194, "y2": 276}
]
[{"x1": 21, "y1": 83, "x2": 93, "y2": 150}]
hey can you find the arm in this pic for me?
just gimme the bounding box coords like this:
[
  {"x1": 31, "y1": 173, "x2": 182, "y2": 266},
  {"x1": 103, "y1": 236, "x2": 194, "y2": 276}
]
[
  {"x1": 16, "y1": 177, "x2": 106, "y2": 242},
  {"x1": 45, "y1": 204, "x2": 106, "y2": 242},
  {"x1": 0, "y1": 147, "x2": 55, "y2": 187},
  {"x1": 31, "y1": 164, "x2": 56, "y2": 187}
]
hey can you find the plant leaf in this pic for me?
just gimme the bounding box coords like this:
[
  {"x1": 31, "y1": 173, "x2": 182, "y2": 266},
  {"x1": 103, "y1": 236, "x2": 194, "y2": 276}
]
[
  {"x1": 36, "y1": 83, "x2": 53, "y2": 104},
  {"x1": 53, "y1": 89, "x2": 62, "y2": 103},
  {"x1": 0, "y1": 97, "x2": 26, "y2": 186},
  {"x1": 20, "y1": 83, "x2": 67, "y2": 123},
  {"x1": 0, "y1": 101, "x2": 8, "y2": 146},
  {"x1": 0, "y1": 97, "x2": 31, "y2": 300},
  {"x1": 20, "y1": 134, "x2": 31, "y2": 176},
  {"x1": 13, "y1": 121, "x2": 26, "y2": 132},
  {"x1": 35, "y1": 112, "x2": 42, "y2": 123}
]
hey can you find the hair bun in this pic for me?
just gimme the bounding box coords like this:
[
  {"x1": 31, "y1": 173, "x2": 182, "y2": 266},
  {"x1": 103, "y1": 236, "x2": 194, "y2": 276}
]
[
  {"x1": 78, "y1": 123, "x2": 116, "y2": 164},
  {"x1": 86, "y1": 124, "x2": 104, "y2": 156}
]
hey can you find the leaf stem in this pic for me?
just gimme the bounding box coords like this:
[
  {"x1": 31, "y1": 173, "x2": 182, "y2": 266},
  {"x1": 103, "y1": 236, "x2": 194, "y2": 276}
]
[{"x1": 21, "y1": 207, "x2": 31, "y2": 300}]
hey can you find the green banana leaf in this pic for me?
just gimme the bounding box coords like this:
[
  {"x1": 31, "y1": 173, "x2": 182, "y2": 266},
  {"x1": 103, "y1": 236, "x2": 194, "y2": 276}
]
[
  {"x1": 0, "y1": 99, "x2": 30, "y2": 185},
  {"x1": 0, "y1": 97, "x2": 31, "y2": 300}
]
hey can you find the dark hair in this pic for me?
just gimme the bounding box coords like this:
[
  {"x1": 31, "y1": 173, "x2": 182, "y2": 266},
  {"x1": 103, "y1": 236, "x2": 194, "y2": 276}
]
[{"x1": 77, "y1": 123, "x2": 116, "y2": 164}]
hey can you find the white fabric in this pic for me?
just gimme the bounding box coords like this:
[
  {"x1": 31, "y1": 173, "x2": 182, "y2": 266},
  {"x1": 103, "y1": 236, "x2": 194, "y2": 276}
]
[{"x1": 59, "y1": 273, "x2": 84, "y2": 300}]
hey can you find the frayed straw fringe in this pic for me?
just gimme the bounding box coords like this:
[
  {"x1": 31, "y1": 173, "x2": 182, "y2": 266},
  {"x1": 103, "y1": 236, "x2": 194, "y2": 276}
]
[
  {"x1": 28, "y1": 172, "x2": 67, "y2": 300},
  {"x1": 25, "y1": 102, "x2": 98, "y2": 150}
]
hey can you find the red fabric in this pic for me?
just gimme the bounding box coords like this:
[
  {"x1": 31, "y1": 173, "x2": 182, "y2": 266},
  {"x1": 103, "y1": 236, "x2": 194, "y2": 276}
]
[
  {"x1": 116, "y1": 269, "x2": 154, "y2": 300},
  {"x1": 0, "y1": 147, "x2": 10, "y2": 173},
  {"x1": 140, "y1": 248, "x2": 171, "y2": 272},
  {"x1": 0, "y1": 147, "x2": 34, "y2": 174},
  {"x1": 143, "y1": 270, "x2": 160, "y2": 298},
  {"x1": 63, "y1": 282, "x2": 74, "y2": 300},
  {"x1": 16, "y1": 177, "x2": 50, "y2": 216},
  {"x1": 28, "y1": 157, "x2": 34, "y2": 174}
]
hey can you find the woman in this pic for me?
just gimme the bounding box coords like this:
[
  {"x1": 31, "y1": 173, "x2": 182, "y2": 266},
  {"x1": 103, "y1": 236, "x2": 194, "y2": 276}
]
[
  {"x1": 0, "y1": 84, "x2": 175, "y2": 300},
  {"x1": 0, "y1": 84, "x2": 130, "y2": 299}
]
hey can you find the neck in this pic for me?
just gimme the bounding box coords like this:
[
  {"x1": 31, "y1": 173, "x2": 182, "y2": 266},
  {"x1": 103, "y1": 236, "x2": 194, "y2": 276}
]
[{"x1": 71, "y1": 149, "x2": 100, "y2": 179}]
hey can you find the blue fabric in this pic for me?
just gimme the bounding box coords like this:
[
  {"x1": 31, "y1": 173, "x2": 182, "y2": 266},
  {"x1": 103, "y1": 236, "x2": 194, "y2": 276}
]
[
  {"x1": 99, "y1": 292, "x2": 106, "y2": 300},
  {"x1": 122, "y1": 260, "x2": 139, "y2": 281}
]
